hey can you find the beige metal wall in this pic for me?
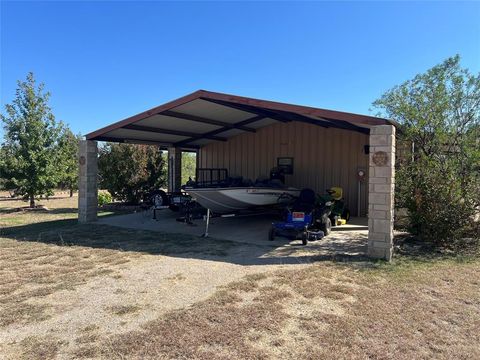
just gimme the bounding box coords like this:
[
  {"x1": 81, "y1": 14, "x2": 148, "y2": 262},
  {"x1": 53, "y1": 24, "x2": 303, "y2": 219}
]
[{"x1": 198, "y1": 121, "x2": 370, "y2": 216}]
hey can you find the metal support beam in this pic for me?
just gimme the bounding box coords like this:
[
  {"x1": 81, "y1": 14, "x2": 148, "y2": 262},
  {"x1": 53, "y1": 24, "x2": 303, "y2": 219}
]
[
  {"x1": 200, "y1": 97, "x2": 290, "y2": 123},
  {"x1": 202, "y1": 97, "x2": 370, "y2": 134},
  {"x1": 93, "y1": 136, "x2": 199, "y2": 149},
  {"x1": 174, "y1": 114, "x2": 266, "y2": 147},
  {"x1": 124, "y1": 124, "x2": 227, "y2": 142},
  {"x1": 161, "y1": 110, "x2": 256, "y2": 133}
]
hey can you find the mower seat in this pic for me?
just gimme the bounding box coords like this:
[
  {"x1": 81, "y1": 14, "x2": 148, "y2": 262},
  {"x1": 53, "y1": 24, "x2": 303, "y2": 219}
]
[{"x1": 291, "y1": 188, "x2": 316, "y2": 213}]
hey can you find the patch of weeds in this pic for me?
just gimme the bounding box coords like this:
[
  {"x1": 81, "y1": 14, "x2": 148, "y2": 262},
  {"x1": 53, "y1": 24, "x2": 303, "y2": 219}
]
[
  {"x1": 19, "y1": 336, "x2": 66, "y2": 360},
  {"x1": 166, "y1": 273, "x2": 186, "y2": 281},
  {"x1": 108, "y1": 304, "x2": 141, "y2": 316},
  {"x1": 0, "y1": 303, "x2": 51, "y2": 327},
  {"x1": 224, "y1": 272, "x2": 268, "y2": 293}
]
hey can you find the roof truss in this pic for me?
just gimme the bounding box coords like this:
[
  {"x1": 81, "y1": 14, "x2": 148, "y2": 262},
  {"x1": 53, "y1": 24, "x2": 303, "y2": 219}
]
[{"x1": 86, "y1": 90, "x2": 395, "y2": 145}]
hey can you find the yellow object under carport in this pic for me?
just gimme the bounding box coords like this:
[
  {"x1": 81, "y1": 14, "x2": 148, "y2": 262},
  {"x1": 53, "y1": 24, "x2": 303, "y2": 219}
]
[
  {"x1": 329, "y1": 187, "x2": 343, "y2": 201},
  {"x1": 336, "y1": 218, "x2": 347, "y2": 226}
]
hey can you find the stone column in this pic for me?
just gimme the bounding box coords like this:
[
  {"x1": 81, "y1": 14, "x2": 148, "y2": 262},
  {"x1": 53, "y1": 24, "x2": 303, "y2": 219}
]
[
  {"x1": 78, "y1": 140, "x2": 98, "y2": 223},
  {"x1": 168, "y1": 147, "x2": 182, "y2": 192},
  {"x1": 368, "y1": 125, "x2": 395, "y2": 261}
]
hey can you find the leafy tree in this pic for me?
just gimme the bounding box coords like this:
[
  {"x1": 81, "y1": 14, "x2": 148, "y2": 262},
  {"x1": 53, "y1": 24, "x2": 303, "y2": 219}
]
[
  {"x1": 0, "y1": 73, "x2": 64, "y2": 207},
  {"x1": 374, "y1": 55, "x2": 480, "y2": 247},
  {"x1": 182, "y1": 152, "x2": 197, "y2": 184},
  {"x1": 57, "y1": 129, "x2": 81, "y2": 197},
  {"x1": 98, "y1": 143, "x2": 166, "y2": 204}
]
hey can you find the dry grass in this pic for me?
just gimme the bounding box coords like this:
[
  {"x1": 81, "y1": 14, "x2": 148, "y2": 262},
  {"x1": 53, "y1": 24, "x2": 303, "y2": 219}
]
[
  {"x1": 1, "y1": 192, "x2": 479, "y2": 359},
  {"x1": 0, "y1": 194, "x2": 138, "y2": 327},
  {"x1": 108, "y1": 304, "x2": 142, "y2": 316},
  {"x1": 0, "y1": 237, "x2": 134, "y2": 327},
  {"x1": 18, "y1": 335, "x2": 66, "y2": 360},
  {"x1": 99, "y1": 258, "x2": 480, "y2": 360},
  {"x1": 0, "y1": 193, "x2": 235, "y2": 330}
]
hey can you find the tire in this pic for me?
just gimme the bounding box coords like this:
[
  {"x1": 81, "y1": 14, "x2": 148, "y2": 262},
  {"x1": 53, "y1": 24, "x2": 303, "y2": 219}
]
[
  {"x1": 330, "y1": 215, "x2": 338, "y2": 227},
  {"x1": 342, "y1": 208, "x2": 351, "y2": 222},
  {"x1": 301, "y1": 232, "x2": 308, "y2": 245},
  {"x1": 321, "y1": 217, "x2": 332, "y2": 236},
  {"x1": 150, "y1": 190, "x2": 169, "y2": 207},
  {"x1": 269, "y1": 227, "x2": 275, "y2": 241}
]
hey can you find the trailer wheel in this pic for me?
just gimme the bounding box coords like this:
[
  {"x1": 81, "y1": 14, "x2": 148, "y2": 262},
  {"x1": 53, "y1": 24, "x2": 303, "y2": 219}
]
[
  {"x1": 301, "y1": 232, "x2": 308, "y2": 245},
  {"x1": 150, "y1": 190, "x2": 169, "y2": 207},
  {"x1": 269, "y1": 227, "x2": 276, "y2": 241}
]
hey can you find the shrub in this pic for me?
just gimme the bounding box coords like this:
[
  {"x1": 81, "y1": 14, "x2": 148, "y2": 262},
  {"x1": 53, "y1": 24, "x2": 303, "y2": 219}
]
[
  {"x1": 98, "y1": 192, "x2": 113, "y2": 206},
  {"x1": 374, "y1": 55, "x2": 480, "y2": 248},
  {"x1": 98, "y1": 143, "x2": 166, "y2": 204}
]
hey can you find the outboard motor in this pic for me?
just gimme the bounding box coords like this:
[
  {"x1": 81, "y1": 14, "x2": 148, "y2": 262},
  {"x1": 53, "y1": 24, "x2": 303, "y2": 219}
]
[{"x1": 269, "y1": 167, "x2": 285, "y2": 184}]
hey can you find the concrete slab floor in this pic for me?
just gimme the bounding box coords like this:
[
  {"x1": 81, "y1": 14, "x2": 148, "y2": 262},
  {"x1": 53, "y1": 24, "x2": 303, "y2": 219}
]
[{"x1": 98, "y1": 209, "x2": 368, "y2": 265}]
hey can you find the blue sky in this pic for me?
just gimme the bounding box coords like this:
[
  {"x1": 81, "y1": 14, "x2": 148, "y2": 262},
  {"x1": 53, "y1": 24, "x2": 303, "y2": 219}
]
[{"x1": 1, "y1": 1, "x2": 479, "y2": 137}]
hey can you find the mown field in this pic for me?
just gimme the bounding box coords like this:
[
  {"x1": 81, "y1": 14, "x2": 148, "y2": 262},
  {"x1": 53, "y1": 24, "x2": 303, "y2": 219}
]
[{"x1": 0, "y1": 192, "x2": 479, "y2": 359}]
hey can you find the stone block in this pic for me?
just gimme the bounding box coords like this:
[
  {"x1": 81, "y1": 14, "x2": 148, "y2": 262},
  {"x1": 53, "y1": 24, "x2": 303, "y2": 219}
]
[
  {"x1": 373, "y1": 204, "x2": 389, "y2": 211},
  {"x1": 373, "y1": 219, "x2": 392, "y2": 234},
  {"x1": 373, "y1": 166, "x2": 393, "y2": 178},
  {"x1": 374, "y1": 184, "x2": 394, "y2": 193},
  {"x1": 369, "y1": 177, "x2": 387, "y2": 184},
  {"x1": 369, "y1": 193, "x2": 387, "y2": 205},
  {"x1": 370, "y1": 240, "x2": 392, "y2": 249},
  {"x1": 370, "y1": 210, "x2": 387, "y2": 219},
  {"x1": 370, "y1": 134, "x2": 389, "y2": 146},
  {"x1": 368, "y1": 232, "x2": 386, "y2": 242},
  {"x1": 370, "y1": 124, "x2": 395, "y2": 136}
]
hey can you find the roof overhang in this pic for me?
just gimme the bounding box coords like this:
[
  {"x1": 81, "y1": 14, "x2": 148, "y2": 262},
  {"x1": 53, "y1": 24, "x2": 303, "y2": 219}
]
[{"x1": 86, "y1": 90, "x2": 396, "y2": 149}]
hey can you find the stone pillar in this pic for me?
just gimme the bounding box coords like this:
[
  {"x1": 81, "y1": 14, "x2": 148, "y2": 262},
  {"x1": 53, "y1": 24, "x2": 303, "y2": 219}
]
[
  {"x1": 368, "y1": 125, "x2": 395, "y2": 261},
  {"x1": 78, "y1": 140, "x2": 98, "y2": 223},
  {"x1": 168, "y1": 147, "x2": 182, "y2": 192}
]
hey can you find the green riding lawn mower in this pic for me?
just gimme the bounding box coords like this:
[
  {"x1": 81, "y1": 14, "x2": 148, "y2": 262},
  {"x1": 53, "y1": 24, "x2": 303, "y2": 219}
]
[{"x1": 318, "y1": 187, "x2": 350, "y2": 226}]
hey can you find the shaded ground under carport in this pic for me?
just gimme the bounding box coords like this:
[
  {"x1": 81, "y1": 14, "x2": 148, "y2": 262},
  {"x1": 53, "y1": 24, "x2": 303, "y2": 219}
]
[{"x1": 98, "y1": 210, "x2": 368, "y2": 265}]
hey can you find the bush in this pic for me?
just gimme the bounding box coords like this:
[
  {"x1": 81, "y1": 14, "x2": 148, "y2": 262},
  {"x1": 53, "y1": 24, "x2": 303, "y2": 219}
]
[
  {"x1": 98, "y1": 143, "x2": 166, "y2": 204},
  {"x1": 374, "y1": 55, "x2": 480, "y2": 249},
  {"x1": 98, "y1": 192, "x2": 113, "y2": 206}
]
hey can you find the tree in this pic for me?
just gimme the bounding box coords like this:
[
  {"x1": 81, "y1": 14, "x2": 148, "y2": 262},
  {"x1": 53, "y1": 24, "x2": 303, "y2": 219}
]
[
  {"x1": 0, "y1": 73, "x2": 64, "y2": 207},
  {"x1": 182, "y1": 152, "x2": 197, "y2": 184},
  {"x1": 57, "y1": 129, "x2": 81, "y2": 197},
  {"x1": 98, "y1": 143, "x2": 166, "y2": 204},
  {"x1": 373, "y1": 55, "x2": 480, "y2": 246}
]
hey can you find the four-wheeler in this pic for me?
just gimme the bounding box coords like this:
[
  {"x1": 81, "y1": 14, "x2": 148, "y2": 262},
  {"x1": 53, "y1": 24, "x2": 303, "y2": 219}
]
[{"x1": 269, "y1": 188, "x2": 333, "y2": 245}]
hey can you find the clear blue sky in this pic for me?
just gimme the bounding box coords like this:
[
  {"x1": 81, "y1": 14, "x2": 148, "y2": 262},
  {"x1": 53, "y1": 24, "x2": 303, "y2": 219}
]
[{"x1": 1, "y1": 1, "x2": 479, "y2": 137}]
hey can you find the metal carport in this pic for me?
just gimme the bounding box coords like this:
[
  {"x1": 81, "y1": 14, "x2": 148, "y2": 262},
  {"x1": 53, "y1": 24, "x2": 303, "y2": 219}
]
[{"x1": 80, "y1": 90, "x2": 397, "y2": 260}]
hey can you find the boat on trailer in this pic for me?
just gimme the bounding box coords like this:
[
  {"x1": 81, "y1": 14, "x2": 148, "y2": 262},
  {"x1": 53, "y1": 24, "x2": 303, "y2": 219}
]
[
  {"x1": 186, "y1": 186, "x2": 300, "y2": 214},
  {"x1": 184, "y1": 167, "x2": 300, "y2": 214}
]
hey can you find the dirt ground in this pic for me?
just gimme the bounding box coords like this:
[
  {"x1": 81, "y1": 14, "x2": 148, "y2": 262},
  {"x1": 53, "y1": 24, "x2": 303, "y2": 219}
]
[{"x1": 1, "y1": 193, "x2": 479, "y2": 359}]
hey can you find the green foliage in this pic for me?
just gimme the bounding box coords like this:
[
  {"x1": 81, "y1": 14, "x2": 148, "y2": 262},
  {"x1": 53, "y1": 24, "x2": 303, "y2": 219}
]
[
  {"x1": 0, "y1": 73, "x2": 65, "y2": 207},
  {"x1": 374, "y1": 55, "x2": 480, "y2": 247},
  {"x1": 57, "y1": 129, "x2": 81, "y2": 196},
  {"x1": 98, "y1": 192, "x2": 113, "y2": 206},
  {"x1": 182, "y1": 152, "x2": 197, "y2": 185},
  {"x1": 98, "y1": 143, "x2": 166, "y2": 204}
]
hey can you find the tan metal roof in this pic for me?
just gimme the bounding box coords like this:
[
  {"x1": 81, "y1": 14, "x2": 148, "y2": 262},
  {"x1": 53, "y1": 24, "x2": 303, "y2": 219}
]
[{"x1": 86, "y1": 90, "x2": 395, "y2": 149}]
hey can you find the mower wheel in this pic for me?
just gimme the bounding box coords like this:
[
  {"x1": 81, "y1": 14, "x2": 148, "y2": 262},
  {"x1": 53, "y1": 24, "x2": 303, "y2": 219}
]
[
  {"x1": 321, "y1": 217, "x2": 332, "y2": 236},
  {"x1": 301, "y1": 232, "x2": 308, "y2": 245},
  {"x1": 342, "y1": 209, "x2": 351, "y2": 222},
  {"x1": 269, "y1": 227, "x2": 276, "y2": 241},
  {"x1": 330, "y1": 215, "x2": 339, "y2": 227}
]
